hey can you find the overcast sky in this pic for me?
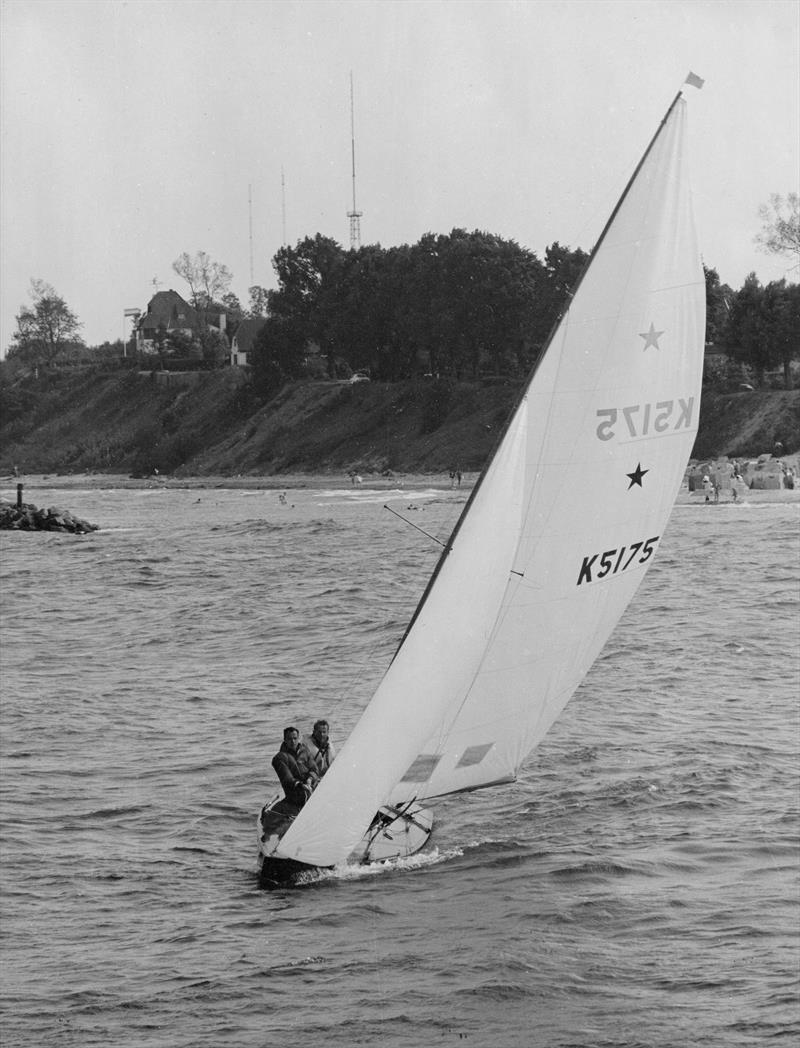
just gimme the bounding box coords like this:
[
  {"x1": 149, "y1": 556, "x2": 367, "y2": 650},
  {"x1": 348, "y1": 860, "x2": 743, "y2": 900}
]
[{"x1": 1, "y1": 0, "x2": 797, "y2": 351}]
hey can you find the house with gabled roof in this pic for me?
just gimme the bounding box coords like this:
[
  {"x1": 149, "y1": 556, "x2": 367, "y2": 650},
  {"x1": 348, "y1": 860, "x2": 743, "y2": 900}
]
[
  {"x1": 136, "y1": 290, "x2": 199, "y2": 353},
  {"x1": 136, "y1": 289, "x2": 228, "y2": 355},
  {"x1": 230, "y1": 317, "x2": 266, "y2": 366}
]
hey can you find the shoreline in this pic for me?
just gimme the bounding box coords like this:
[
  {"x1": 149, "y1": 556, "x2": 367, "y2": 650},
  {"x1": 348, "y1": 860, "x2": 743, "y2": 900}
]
[
  {"x1": 0, "y1": 470, "x2": 479, "y2": 494},
  {"x1": 1, "y1": 470, "x2": 798, "y2": 508}
]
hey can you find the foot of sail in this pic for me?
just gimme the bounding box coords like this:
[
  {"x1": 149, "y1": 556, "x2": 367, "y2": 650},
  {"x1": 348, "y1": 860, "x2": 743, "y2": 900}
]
[{"x1": 257, "y1": 796, "x2": 434, "y2": 888}]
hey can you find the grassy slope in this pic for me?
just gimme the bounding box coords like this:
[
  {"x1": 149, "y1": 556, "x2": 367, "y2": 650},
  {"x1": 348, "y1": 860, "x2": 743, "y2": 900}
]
[{"x1": 1, "y1": 369, "x2": 797, "y2": 476}]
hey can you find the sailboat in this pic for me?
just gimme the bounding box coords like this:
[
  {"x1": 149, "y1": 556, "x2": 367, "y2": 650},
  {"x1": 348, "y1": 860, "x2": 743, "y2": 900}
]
[{"x1": 258, "y1": 84, "x2": 706, "y2": 888}]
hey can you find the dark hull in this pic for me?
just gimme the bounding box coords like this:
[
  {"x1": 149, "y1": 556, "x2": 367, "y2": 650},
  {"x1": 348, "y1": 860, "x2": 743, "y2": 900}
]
[
  {"x1": 257, "y1": 795, "x2": 434, "y2": 888},
  {"x1": 258, "y1": 853, "x2": 326, "y2": 889}
]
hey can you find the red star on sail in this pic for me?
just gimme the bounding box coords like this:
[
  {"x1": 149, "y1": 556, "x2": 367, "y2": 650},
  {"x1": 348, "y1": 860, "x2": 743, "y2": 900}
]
[{"x1": 639, "y1": 322, "x2": 664, "y2": 350}]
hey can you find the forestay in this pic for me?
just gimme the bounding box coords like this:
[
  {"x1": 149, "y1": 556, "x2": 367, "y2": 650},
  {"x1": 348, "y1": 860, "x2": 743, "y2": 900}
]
[{"x1": 276, "y1": 95, "x2": 705, "y2": 869}]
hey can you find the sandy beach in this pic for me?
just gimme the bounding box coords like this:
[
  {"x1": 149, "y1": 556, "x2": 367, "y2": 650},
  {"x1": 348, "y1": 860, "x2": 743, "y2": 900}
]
[
  {"x1": 2, "y1": 466, "x2": 798, "y2": 509},
  {"x1": 0, "y1": 470, "x2": 479, "y2": 495}
]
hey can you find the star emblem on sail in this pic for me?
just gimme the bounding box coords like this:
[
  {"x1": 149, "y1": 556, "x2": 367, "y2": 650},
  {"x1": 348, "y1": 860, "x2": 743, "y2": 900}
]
[
  {"x1": 639, "y1": 322, "x2": 664, "y2": 350},
  {"x1": 627, "y1": 463, "x2": 649, "y2": 489}
]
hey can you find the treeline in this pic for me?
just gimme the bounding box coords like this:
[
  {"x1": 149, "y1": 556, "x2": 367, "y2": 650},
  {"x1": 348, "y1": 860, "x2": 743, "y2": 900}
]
[
  {"x1": 4, "y1": 232, "x2": 798, "y2": 396},
  {"x1": 705, "y1": 268, "x2": 799, "y2": 390},
  {"x1": 250, "y1": 231, "x2": 799, "y2": 395},
  {"x1": 249, "y1": 230, "x2": 589, "y2": 395}
]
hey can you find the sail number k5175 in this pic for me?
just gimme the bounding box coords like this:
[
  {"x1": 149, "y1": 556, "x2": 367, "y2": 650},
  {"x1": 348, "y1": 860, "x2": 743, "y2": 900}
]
[
  {"x1": 595, "y1": 398, "x2": 694, "y2": 441},
  {"x1": 577, "y1": 536, "x2": 660, "y2": 585}
]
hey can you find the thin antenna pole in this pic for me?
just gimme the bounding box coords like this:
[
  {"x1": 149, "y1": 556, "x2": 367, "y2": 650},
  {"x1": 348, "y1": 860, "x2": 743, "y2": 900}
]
[
  {"x1": 347, "y1": 71, "x2": 362, "y2": 249},
  {"x1": 281, "y1": 166, "x2": 287, "y2": 247},
  {"x1": 248, "y1": 183, "x2": 254, "y2": 285},
  {"x1": 350, "y1": 72, "x2": 357, "y2": 216}
]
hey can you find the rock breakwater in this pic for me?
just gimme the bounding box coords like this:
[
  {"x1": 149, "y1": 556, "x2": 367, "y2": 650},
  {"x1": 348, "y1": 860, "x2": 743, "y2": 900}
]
[{"x1": 0, "y1": 500, "x2": 99, "y2": 534}]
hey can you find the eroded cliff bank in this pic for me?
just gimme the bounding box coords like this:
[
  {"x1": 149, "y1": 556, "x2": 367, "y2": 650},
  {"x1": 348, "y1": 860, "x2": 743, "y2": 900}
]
[{"x1": 1, "y1": 368, "x2": 797, "y2": 478}]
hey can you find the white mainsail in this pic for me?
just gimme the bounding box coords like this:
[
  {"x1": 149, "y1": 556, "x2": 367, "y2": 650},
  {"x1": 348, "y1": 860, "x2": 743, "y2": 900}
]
[{"x1": 276, "y1": 94, "x2": 705, "y2": 869}]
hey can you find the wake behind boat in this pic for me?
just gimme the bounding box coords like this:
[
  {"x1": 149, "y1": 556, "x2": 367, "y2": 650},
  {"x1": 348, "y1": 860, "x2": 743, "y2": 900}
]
[{"x1": 257, "y1": 80, "x2": 706, "y2": 887}]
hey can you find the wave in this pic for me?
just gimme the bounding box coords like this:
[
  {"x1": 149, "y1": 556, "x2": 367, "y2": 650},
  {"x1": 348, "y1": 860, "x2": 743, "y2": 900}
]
[
  {"x1": 281, "y1": 846, "x2": 464, "y2": 889},
  {"x1": 210, "y1": 517, "x2": 345, "y2": 535},
  {"x1": 58, "y1": 804, "x2": 148, "y2": 822}
]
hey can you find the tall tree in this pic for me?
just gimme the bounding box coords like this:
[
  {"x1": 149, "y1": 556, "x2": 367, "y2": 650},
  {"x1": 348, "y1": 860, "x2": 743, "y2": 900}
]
[
  {"x1": 726, "y1": 273, "x2": 768, "y2": 384},
  {"x1": 7, "y1": 279, "x2": 83, "y2": 366},
  {"x1": 249, "y1": 314, "x2": 307, "y2": 397},
  {"x1": 755, "y1": 193, "x2": 800, "y2": 267},
  {"x1": 725, "y1": 273, "x2": 800, "y2": 389},
  {"x1": 172, "y1": 251, "x2": 233, "y2": 327},
  {"x1": 761, "y1": 279, "x2": 800, "y2": 390},
  {"x1": 268, "y1": 234, "x2": 346, "y2": 376},
  {"x1": 221, "y1": 291, "x2": 243, "y2": 325},
  {"x1": 704, "y1": 264, "x2": 734, "y2": 345},
  {"x1": 247, "y1": 286, "x2": 270, "y2": 317}
]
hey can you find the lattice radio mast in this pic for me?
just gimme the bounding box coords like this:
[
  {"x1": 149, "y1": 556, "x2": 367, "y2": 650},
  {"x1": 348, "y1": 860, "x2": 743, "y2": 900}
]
[{"x1": 347, "y1": 72, "x2": 362, "y2": 250}]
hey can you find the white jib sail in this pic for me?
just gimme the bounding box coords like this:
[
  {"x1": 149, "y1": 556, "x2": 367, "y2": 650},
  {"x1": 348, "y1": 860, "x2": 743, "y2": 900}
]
[{"x1": 277, "y1": 95, "x2": 705, "y2": 868}]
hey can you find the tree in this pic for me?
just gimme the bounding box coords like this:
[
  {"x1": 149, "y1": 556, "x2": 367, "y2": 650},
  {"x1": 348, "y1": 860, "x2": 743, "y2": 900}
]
[
  {"x1": 726, "y1": 273, "x2": 768, "y2": 384},
  {"x1": 249, "y1": 315, "x2": 307, "y2": 397},
  {"x1": 384, "y1": 230, "x2": 548, "y2": 380},
  {"x1": 324, "y1": 244, "x2": 405, "y2": 379},
  {"x1": 704, "y1": 265, "x2": 734, "y2": 345},
  {"x1": 761, "y1": 279, "x2": 800, "y2": 390},
  {"x1": 221, "y1": 292, "x2": 244, "y2": 326},
  {"x1": 725, "y1": 273, "x2": 800, "y2": 389},
  {"x1": 268, "y1": 234, "x2": 347, "y2": 376},
  {"x1": 755, "y1": 193, "x2": 800, "y2": 268},
  {"x1": 172, "y1": 251, "x2": 233, "y2": 327},
  {"x1": 8, "y1": 279, "x2": 83, "y2": 367},
  {"x1": 248, "y1": 286, "x2": 270, "y2": 317}
]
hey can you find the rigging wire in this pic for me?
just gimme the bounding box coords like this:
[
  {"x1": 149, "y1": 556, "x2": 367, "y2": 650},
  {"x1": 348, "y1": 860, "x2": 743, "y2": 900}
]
[{"x1": 383, "y1": 503, "x2": 449, "y2": 547}]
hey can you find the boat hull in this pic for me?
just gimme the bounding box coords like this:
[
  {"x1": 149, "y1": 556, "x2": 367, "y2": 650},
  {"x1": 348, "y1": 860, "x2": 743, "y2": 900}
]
[{"x1": 257, "y1": 795, "x2": 433, "y2": 888}]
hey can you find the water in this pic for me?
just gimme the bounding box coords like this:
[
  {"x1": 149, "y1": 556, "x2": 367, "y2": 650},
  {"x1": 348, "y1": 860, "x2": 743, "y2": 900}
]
[{"x1": 1, "y1": 481, "x2": 798, "y2": 1047}]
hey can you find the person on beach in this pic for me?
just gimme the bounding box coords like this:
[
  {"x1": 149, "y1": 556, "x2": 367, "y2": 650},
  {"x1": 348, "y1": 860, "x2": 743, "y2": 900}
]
[
  {"x1": 306, "y1": 719, "x2": 335, "y2": 776},
  {"x1": 272, "y1": 727, "x2": 319, "y2": 808}
]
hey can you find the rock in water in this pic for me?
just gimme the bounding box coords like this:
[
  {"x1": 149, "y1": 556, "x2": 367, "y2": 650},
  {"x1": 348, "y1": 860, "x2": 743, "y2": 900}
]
[{"x1": 0, "y1": 500, "x2": 99, "y2": 534}]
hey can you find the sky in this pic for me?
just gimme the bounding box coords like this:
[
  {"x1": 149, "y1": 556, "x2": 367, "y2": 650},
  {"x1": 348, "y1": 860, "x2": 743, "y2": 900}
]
[{"x1": 1, "y1": 0, "x2": 798, "y2": 352}]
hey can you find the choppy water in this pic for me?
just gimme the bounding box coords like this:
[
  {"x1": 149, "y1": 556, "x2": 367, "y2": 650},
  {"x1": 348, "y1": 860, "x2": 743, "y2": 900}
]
[{"x1": 1, "y1": 481, "x2": 798, "y2": 1047}]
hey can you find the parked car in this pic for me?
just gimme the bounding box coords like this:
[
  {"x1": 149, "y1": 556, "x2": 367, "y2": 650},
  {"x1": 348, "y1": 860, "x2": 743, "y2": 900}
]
[{"x1": 349, "y1": 373, "x2": 370, "y2": 384}]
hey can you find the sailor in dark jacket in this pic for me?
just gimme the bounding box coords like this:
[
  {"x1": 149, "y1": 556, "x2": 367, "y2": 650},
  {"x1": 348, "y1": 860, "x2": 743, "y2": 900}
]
[{"x1": 272, "y1": 726, "x2": 320, "y2": 808}]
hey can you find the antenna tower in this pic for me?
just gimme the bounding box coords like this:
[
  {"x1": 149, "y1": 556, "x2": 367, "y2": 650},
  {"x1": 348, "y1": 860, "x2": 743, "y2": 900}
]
[
  {"x1": 281, "y1": 166, "x2": 287, "y2": 246},
  {"x1": 248, "y1": 183, "x2": 254, "y2": 285},
  {"x1": 347, "y1": 72, "x2": 362, "y2": 250}
]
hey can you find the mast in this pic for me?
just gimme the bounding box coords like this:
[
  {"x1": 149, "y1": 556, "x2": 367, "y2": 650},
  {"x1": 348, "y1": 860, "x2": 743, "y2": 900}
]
[{"x1": 347, "y1": 71, "x2": 362, "y2": 250}]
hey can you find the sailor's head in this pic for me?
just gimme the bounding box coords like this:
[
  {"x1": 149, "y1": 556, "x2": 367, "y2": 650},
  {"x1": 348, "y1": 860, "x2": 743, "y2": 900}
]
[
  {"x1": 312, "y1": 719, "x2": 329, "y2": 743},
  {"x1": 283, "y1": 726, "x2": 300, "y2": 749}
]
